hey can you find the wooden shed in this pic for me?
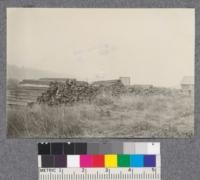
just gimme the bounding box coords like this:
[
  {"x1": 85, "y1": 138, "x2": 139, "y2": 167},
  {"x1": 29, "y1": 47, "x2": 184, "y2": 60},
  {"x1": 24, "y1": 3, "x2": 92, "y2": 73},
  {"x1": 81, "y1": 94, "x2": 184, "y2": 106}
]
[{"x1": 180, "y1": 76, "x2": 194, "y2": 95}]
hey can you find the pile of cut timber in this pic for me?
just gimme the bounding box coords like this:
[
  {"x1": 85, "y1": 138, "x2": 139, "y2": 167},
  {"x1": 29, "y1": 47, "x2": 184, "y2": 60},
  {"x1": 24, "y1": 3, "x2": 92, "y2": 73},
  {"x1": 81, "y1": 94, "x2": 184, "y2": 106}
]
[
  {"x1": 37, "y1": 79, "x2": 126, "y2": 105},
  {"x1": 37, "y1": 79, "x2": 99, "y2": 105}
]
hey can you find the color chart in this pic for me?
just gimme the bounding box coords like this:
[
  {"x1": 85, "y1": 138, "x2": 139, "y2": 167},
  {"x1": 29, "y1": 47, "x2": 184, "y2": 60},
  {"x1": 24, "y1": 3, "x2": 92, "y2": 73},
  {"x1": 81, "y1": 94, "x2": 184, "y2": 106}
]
[{"x1": 38, "y1": 142, "x2": 161, "y2": 180}]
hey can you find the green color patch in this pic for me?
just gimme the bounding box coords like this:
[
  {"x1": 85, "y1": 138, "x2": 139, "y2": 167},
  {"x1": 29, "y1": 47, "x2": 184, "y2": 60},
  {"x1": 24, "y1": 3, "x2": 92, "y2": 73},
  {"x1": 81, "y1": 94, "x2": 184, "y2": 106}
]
[{"x1": 117, "y1": 154, "x2": 130, "y2": 167}]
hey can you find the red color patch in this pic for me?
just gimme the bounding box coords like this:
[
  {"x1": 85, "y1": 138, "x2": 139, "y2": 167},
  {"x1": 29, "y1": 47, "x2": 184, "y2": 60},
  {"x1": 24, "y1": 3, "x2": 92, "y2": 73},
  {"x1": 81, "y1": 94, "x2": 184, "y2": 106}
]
[{"x1": 92, "y1": 155, "x2": 104, "y2": 167}]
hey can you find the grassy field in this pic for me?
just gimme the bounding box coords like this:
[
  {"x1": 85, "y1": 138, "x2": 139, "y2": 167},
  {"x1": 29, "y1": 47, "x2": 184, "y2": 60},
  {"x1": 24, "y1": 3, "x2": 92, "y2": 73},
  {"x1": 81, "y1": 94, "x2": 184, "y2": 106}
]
[{"x1": 7, "y1": 94, "x2": 194, "y2": 138}]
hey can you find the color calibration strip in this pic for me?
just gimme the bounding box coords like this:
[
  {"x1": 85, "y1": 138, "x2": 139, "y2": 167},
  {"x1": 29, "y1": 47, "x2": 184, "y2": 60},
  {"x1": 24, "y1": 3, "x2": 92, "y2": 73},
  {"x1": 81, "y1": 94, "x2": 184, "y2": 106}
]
[
  {"x1": 38, "y1": 142, "x2": 161, "y2": 180},
  {"x1": 39, "y1": 154, "x2": 158, "y2": 168},
  {"x1": 38, "y1": 142, "x2": 160, "y2": 168}
]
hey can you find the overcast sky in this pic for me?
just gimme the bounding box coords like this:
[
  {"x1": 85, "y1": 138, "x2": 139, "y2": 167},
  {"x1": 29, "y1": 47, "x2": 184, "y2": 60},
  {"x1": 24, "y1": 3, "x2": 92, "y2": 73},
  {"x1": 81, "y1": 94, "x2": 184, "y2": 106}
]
[{"x1": 7, "y1": 8, "x2": 194, "y2": 87}]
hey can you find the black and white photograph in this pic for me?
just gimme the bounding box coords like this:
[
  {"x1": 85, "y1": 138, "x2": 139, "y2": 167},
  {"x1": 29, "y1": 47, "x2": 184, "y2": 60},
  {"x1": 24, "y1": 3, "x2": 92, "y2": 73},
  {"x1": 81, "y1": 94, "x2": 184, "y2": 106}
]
[{"x1": 6, "y1": 8, "x2": 194, "y2": 138}]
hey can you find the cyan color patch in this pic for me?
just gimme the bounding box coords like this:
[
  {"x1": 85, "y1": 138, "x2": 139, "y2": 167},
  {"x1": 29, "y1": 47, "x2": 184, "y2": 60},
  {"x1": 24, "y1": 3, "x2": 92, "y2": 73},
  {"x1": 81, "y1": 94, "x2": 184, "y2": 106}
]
[{"x1": 130, "y1": 155, "x2": 144, "y2": 167}]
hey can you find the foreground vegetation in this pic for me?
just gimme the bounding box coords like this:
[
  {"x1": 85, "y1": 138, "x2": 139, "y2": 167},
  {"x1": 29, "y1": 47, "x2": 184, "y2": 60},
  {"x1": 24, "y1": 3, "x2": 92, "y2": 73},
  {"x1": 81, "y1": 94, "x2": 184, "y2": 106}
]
[{"x1": 7, "y1": 94, "x2": 194, "y2": 138}]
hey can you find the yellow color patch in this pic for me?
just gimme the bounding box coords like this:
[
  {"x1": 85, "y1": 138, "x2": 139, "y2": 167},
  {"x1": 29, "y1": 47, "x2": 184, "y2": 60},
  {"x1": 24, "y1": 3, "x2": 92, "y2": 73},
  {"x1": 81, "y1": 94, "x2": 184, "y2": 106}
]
[{"x1": 105, "y1": 154, "x2": 117, "y2": 168}]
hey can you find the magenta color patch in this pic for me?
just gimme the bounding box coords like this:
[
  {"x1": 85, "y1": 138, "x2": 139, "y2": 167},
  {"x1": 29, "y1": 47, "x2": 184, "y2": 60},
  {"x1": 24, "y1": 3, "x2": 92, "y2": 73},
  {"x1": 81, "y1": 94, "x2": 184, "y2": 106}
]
[{"x1": 80, "y1": 155, "x2": 93, "y2": 167}]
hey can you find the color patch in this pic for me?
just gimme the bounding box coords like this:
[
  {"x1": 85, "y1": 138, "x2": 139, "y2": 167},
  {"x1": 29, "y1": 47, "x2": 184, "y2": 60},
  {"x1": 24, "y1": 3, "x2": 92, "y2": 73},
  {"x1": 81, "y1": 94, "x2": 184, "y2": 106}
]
[
  {"x1": 38, "y1": 155, "x2": 42, "y2": 168},
  {"x1": 75, "y1": 143, "x2": 87, "y2": 154},
  {"x1": 144, "y1": 155, "x2": 156, "y2": 167},
  {"x1": 156, "y1": 155, "x2": 161, "y2": 167},
  {"x1": 123, "y1": 142, "x2": 135, "y2": 154},
  {"x1": 87, "y1": 143, "x2": 99, "y2": 154},
  {"x1": 105, "y1": 155, "x2": 117, "y2": 168},
  {"x1": 64, "y1": 143, "x2": 75, "y2": 155},
  {"x1": 41, "y1": 155, "x2": 54, "y2": 167},
  {"x1": 92, "y1": 155, "x2": 104, "y2": 167},
  {"x1": 54, "y1": 155, "x2": 67, "y2": 167},
  {"x1": 99, "y1": 143, "x2": 112, "y2": 154},
  {"x1": 135, "y1": 143, "x2": 147, "y2": 154},
  {"x1": 80, "y1": 155, "x2": 93, "y2": 167},
  {"x1": 110, "y1": 142, "x2": 123, "y2": 154},
  {"x1": 130, "y1": 155, "x2": 144, "y2": 167},
  {"x1": 38, "y1": 143, "x2": 50, "y2": 155},
  {"x1": 147, "y1": 143, "x2": 160, "y2": 154},
  {"x1": 51, "y1": 143, "x2": 63, "y2": 155},
  {"x1": 118, "y1": 155, "x2": 130, "y2": 167},
  {"x1": 67, "y1": 155, "x2": 80, "y2": 167}
]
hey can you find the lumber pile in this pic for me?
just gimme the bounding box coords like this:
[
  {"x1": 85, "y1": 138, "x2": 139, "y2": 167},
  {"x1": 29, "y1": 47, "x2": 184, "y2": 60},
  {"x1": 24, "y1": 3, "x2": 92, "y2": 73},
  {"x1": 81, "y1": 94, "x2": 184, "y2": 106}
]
[
  {"x1": 37, "y1": 79, "x2": 126, "y2": 105},
  {"x1": 7, "y1": 86, "x2": 47, "y2": 107},
  {"x1": 37, "y1": 79, "x2": 99, "y2": 105}
]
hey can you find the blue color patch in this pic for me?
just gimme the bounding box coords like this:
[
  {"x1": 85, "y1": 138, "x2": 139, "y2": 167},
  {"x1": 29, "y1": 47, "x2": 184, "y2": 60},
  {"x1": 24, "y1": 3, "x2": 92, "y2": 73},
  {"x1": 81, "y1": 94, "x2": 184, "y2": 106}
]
[
  {"x1": 144, "y1": 155, "x2": 156, "y2": 167},
  {"x1": 130, "y1": 155, "x2": 144, "y2": 167}
]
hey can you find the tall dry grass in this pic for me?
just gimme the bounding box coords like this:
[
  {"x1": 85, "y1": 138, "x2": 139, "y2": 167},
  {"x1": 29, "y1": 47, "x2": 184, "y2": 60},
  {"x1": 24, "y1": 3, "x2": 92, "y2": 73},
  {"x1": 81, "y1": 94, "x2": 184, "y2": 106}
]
[
  {"x1": 7, "y1": 105, "x2": 86, "y2": 138},
  {"x1": 7, "y1": 93, "x2": 194, "y2": 138}
]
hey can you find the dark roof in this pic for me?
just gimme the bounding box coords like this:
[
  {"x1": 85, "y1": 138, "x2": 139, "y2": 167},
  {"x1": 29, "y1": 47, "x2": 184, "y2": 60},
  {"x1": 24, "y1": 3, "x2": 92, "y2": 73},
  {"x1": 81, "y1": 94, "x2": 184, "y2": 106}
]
[
  {"x1": 19, "y1": 79, "x2": 51, "y2": 85},
  {"x1": 20, "y1": 78, "x2": 77, "y2": 85},
  {"x1": 39, "y1": 78, "x2": 75, "y2": 82},
  {"x1": 92, "y1": 79, "x2": 121, "y2": 87}
]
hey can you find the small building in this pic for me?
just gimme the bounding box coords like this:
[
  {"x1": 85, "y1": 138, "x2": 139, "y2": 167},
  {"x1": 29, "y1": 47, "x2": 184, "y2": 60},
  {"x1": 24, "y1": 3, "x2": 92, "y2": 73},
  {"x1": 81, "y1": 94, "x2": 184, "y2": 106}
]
[
  {"x1": 180, "y1": 76, "x2": 194, "y2": 95},
  {"x1": 119, "y1": 77, "x2": 131, "y2": 86}
]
